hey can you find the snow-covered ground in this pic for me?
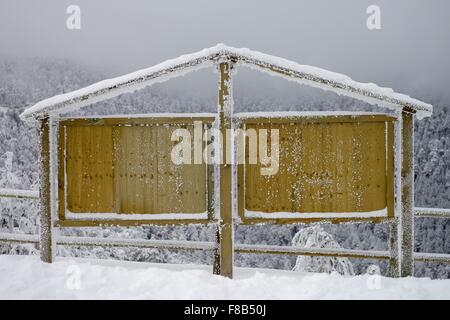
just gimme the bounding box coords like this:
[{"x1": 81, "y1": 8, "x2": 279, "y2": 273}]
[{"x1": 1, "y1": 255, "x2": 449, "y2": 299}]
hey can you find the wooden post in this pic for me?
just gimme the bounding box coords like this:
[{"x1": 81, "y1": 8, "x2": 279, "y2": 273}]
[
  {"x1": 213, "y1": 59, "x2": 234, "y2": 278},
  {"x1": 39, "y1": 116, "x2": 53, "y2": 263},
  {"x1": 400, "y1": 108, "x2": 414, "y2": 277},
  {"x1": 388, "y1": 218, "x2": 400, "y2": 277},
  {"x1": 388, "y1": 119, "x2": 400, "y2": 277}
]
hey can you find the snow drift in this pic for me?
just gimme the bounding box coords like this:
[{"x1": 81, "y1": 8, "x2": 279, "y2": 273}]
[{"x1": 0, "y1": 255, "x2": 449, "y2": 299}]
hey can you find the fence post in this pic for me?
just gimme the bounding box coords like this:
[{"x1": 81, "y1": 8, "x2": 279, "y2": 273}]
[
  {"x1": 400, "y1": 108, "x2": 414, "y2": 277},
  {"x1": 213, "y1": 58, "x2": 234, "y2": 278},
  {"x1": 39, "y1": 116, "x2": 53, "y2": 263}
]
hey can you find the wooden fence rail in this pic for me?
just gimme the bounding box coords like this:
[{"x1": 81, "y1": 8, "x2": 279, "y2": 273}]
[
  {"x1": 0, "y1": 190, "x2": 450, "y2": 266},
  {"x1": 235, "y1": 244, "x2": 391, "y2": 260},
  {"x1": 414, "y1": 207, "x2": 450, "y2": 219},
  {"x1": 0, "y1": 188, "x2": 39, "y2": 199},
  {"x1": 1, "y1": 232, "x2": 450, "y2": 265}
]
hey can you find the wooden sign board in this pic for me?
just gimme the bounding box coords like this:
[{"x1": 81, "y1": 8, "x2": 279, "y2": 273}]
[
  {"x1": 56, "y1": 114, "x2": 395, "y2": 227},
  {"x1": 237, "y1": 115, "x2": 395, "y2": 224},
  {"x1": 57, "y1": 117, "x2": 214, "y2": 226}
]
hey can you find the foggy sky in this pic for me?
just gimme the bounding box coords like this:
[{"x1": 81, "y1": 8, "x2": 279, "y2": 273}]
[{"x1": 1, "y1": 0, "x2": 450, "y2": 102}]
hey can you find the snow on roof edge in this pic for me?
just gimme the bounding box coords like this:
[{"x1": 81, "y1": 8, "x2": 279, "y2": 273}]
[
  {"x1": 230, "y1": 46, "x2": 432, "y2": 119},
  {"x1": 19, "y1": 45, "x2": 225, "y2": 121},
  {"x1": 20, "y1": 43, "x2": 433, "y2": 121}
]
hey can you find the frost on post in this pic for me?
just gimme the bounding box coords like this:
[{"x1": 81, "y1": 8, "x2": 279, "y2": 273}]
[{"x1": 292, "y1": 225, "x2": 355, "y2": 276}]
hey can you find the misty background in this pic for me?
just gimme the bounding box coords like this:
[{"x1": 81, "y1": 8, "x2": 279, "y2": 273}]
[
  {"x1": 0, "y1": 0, "x2": 449, "y2": 278},
  {"x1": 1, "y1": 0, "x2": 450, "y2": 102}
]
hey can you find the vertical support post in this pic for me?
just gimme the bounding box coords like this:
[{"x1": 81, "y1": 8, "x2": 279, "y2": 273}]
[
  {"x1": 388, "y1": 120, "x2": 400, "y2": 277},
  {"x1": 388, "y1": 218, "x2": 400, "y2": 277},
  {"x1": 213, "y1": 59, "x2": 234, "y2": 278},
  {"x1": 39, "y1": 116, "x2": 53, "y2": 263},
  {"x1": 400, "y1": 108, "x2": 414, "y2": 277}
]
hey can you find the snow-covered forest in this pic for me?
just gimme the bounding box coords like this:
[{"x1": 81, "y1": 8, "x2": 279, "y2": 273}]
[{"x1": 0, "y1": 57, "x2": 449, "y2": 279}]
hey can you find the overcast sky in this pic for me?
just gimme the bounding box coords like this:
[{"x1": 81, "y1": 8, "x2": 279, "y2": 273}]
[{"x1": 1, "y1": 0, "x2": 449, "y2": 102}]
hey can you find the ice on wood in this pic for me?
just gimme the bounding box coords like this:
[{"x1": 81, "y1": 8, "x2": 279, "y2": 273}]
[
  {"x1": 65, "y1": 211, "x2": 209, "y2": 221},
  {"x1": 245, "y1": 208, "x2": 387, "y2": 219},
  {"x1": 21, "y1": 44, "x2": 432, "y2": 121},
  {"x1": 0, "y1": 188, "x2": 39, "y2": 199}
]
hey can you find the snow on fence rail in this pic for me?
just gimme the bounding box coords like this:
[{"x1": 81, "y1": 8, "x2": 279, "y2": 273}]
[
  {"x1": 234, "y1": 244, "x2": 391, "y2": 260},
  {"x1": 413, "y1": 252, "x2": 450, "y2": 264},
  {"x1": 56, "y1": 236, "x2": 215, "y2": 251},
  {"x1": 414, "y1": 207, "x2": 450, "y2": 218},
  {"x1": 0, "y1": 233, "x2": 214, "y2": 250},
  {"x1": 0, "y1": 188, "x2": 39, "y2": 199},
  {"x1": 0, "y1": 191, "x2": 449, "y2": 266},
  {"x1": 0, "y1": 233, "x2": 39, "y2": 244},
  {"x1": 1, "y1": 232, "x2": 450, "y2": 265}
]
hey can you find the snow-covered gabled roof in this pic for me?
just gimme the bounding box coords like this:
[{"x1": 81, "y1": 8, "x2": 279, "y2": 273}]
[{"x1": 20, "y1": 44, "x2": 433, "y2": 121}]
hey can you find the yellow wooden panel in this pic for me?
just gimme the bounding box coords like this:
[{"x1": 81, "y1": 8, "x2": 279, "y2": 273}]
[
  {"x1": 65, "y1": 121, "x2": 207, "y2": 215},
  {"x1": 66, "y1": 126, "x2": 82, "y2": 212},
  {"x1": 66, "y1": 126, "x2": 114, "y2": 213},
  {"x1": 57, "y1": 125, "x2": 66, "y2": 220},
  {"x1": 155, "y1": 124, "x2": 181, "y2": 213},
  {"x1": 242, "y1": 118, "x2": 392, "y2": 219},
  {"x1": 154, "y1": 124, "x2": 206, "y2": 214},
  {"x1": 177, "y1": 124, "x2": 207, "y2": 213}
]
